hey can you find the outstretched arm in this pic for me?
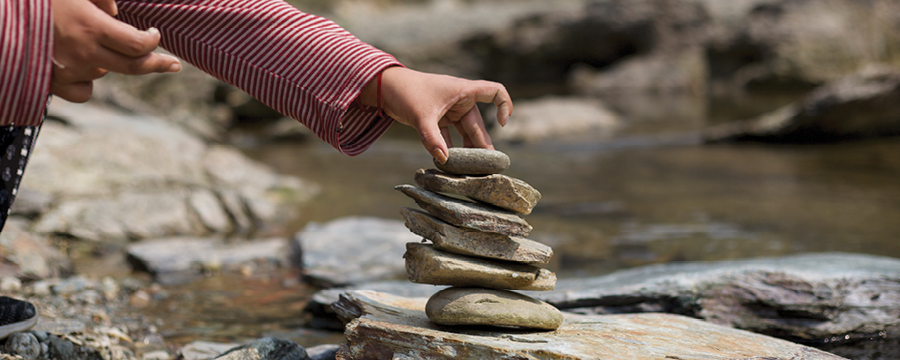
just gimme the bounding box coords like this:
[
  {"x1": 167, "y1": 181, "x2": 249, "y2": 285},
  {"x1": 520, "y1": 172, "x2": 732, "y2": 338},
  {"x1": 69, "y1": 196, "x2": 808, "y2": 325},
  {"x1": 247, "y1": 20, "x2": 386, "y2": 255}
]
[
  {"x1": 355, "y1": 67, "x2": 512, "y2": 163},
  {"x1": 115, "y1": 0, "x2": 511, "y2": 158}
]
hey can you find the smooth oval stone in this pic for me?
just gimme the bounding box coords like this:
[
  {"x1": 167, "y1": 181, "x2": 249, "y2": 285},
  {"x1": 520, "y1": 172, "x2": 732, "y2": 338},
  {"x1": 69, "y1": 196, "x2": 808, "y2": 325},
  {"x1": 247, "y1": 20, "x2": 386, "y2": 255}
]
[
  {"x1": 425, "y1": 287, "x2": 563, "y2": 330},
  {"x1": 434, "y1": 148, "x2": 510, "y2": 175}
]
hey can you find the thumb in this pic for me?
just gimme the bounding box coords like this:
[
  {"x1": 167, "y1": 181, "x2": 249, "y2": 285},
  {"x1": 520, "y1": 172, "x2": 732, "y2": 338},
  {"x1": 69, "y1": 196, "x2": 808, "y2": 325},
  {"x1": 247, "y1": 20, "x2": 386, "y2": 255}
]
[{"x1": 416, "y1": 120, "x2": 449, "y2": 164}]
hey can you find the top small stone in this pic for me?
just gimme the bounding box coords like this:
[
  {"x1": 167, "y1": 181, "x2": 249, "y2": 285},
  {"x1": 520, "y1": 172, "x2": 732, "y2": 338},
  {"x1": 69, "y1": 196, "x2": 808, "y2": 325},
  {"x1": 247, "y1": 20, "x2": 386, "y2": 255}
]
[{"x1": 434, "y1": 148, "x2": 510, "y2": 175}]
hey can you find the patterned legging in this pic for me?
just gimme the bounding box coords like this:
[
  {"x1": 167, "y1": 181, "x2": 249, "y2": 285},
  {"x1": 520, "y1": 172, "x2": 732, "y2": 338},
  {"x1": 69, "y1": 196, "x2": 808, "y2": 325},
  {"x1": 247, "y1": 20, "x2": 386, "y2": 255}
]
[{"x1": 0, "y1": 124, "x2": 42, "y2": 232}]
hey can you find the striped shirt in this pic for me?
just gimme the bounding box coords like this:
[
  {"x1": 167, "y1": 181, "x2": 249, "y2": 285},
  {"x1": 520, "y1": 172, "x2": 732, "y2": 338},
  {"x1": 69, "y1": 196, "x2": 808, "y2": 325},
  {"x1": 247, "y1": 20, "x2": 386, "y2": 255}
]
[{"x1": 0, "y1": 0, "x2": 402, "y2": 155}]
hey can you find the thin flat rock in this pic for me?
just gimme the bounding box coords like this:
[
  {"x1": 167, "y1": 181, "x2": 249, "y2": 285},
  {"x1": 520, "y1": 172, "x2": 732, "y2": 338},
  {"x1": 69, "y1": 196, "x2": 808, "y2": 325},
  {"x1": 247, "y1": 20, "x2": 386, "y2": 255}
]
[
  {"x1": 403, "y1": 243, "x2": 555, "y2": 291},
  {"x1": 333, "y1": 290, "x2": 847, "y2": 360},
  {"x1": 425, "y1": 287, "x2": 563, "y2": 330},
  {"x1": 433, "y1": 148, "x2": 510, "y2": 175},
  {"x1": 415, "y1": 169, "x2": 541, "y2": 215},
  {"x1": 400, "y1": 207, "x2": 551, "y2": 264},
  {"x1": 395, "y1": 185, "x2": 531, "y2": 237}
]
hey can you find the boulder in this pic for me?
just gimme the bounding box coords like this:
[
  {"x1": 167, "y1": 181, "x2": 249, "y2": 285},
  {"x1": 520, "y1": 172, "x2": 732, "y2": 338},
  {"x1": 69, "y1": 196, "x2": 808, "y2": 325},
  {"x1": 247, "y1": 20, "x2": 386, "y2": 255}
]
[
  {"x1": 395, "y1": 185, "x2": 532, "y2": 237},
  {"x1": 291, "y1": 217, "x2": 421, "y2": 287},
  {"x1": 704, "y1": 66, "x2": 900, "y2": 142},
  {"x1": 332, "y1": 290, "x2": 845, "y2": 360},
  {"x1": 432, "y1": 148, "x2": 510, "y2": 175},
  {"x1": 25, "y1": 101, "x2": 318, "y2": 242},
  {"x1": 425, "y1": 287, "x2": 563, "y2": 330},
  {"x1": 539, "y1": 252, "x2": 900, "y2": 344},
  {"x1": 706, "y1": 0, "x2": 900, "y2": 92},
  {"x1": 400, "y1": 208, "x2": 551, "y2": 264},
  {"x1": 403, "y1": 243, "x2": 555, "y2": 291}
]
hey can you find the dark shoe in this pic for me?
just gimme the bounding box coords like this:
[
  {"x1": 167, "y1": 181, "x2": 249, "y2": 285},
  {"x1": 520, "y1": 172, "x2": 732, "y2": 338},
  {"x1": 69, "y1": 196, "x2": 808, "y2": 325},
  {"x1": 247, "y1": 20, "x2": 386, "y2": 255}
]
[{"x1": 0, "y1": 296, "x2": 37, "y2": 339}]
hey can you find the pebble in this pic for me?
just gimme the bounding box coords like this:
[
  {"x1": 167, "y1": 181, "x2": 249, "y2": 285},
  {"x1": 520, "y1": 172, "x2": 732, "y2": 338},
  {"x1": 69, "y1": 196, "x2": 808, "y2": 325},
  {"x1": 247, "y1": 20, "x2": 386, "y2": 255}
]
[
  {"x1": 130, "y1": 290, "x2": 151, "y2": 309},
  {"x1": 434, "y1": 148, "x2": 511, "y2": 175},
  {"x1": 0, "y1": 276, "x2": 22, "y2": 292},
  {"x1": 2, "y1": 332, "x2": 41, "y2": 359},
  {"x1": 425, "y1": 287, "x2": 564, "y2": 330}
]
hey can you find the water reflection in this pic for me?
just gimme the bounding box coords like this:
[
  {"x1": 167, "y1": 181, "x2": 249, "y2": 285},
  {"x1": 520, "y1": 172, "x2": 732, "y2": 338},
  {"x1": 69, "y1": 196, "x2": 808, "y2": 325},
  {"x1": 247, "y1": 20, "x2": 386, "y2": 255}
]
[{"x1": 245, "y1": 130, "x2": 900, "y2": 280}]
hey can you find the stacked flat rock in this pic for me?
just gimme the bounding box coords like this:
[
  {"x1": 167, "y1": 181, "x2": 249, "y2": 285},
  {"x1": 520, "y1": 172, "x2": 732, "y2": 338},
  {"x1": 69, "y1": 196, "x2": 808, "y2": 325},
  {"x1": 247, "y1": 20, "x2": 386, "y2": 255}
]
[{"x1": 395, "y1": 148, "x2": 563, "y2": 331}]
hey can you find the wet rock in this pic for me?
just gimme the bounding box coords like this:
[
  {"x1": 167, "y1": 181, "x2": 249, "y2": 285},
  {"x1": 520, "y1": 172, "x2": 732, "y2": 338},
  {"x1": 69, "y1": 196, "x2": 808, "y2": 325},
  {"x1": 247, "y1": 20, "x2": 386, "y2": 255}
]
[
  {"x1": 333, "y1": 290, "x2": 845, "y2": 360},
  {"x1": 414, "y1": 169, "x2": 541, "y2": 215},
  {"x1": 306, "y1": 281, "x2": 443, "y2": 331},
  {"x1": 215, "y1": 337, "x2": 307, "y2": 360},
  {"x1": 539, "y1": 252, "x2": 900, "y2": 344},
  {"x1": 291, "y1": 217, "x2": 420, "y2": 288},
  {"x1": 126, "y1": 237, "x2": 288, "y2": 284},
  {"x1": 395, "y1": 185, "x2": 531, "y2": 237},
  {"x1": 489, "y1": 96, "x2": 621, "y2": 144},
  {"x1": 400, "y1": 208, "x2": 551, "y2": 264},
  {"x1": 2, "y1": 332, "x2": 40, "y2": 358},
  {"x1": 704, "y1": 66, "x2": 900, "y2": 143},
  {"x1": 432, "y1": 148, "x2": 510, "y2": 175},
  {"x1": 425, "y1": 287, "x2": 563, "y2": 330},
  {"x1": 403, "y1": 243, "x2": 555, "y2": 291},
  {"x1": 47, "y1": 334, "x2": 104, "y2": 360}
]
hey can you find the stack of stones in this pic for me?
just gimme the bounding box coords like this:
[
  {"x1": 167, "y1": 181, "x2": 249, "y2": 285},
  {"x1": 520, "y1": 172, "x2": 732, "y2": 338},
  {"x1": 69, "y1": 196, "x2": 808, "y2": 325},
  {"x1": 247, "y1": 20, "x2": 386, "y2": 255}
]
[{"x1": 395, "y1": 148, "x2": 563, "y2": 331}]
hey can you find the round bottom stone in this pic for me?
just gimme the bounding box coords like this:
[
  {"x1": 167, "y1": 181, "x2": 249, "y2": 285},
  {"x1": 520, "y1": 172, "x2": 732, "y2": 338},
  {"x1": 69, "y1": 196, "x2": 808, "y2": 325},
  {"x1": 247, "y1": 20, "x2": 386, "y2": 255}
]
[{"x1": 425, "y1": 287, "x2": 563, "y2": 330}]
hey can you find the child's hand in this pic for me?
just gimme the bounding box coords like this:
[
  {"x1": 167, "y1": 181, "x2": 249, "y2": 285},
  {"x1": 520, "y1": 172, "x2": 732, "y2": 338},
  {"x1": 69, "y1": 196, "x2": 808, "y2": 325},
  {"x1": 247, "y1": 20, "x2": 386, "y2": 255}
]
[
  {"x1": 50, "y1": 0, "x2": 182, "y2": 102},
  {"x1": 360, "y1": 67, "x2": 513, "y2": 163}
]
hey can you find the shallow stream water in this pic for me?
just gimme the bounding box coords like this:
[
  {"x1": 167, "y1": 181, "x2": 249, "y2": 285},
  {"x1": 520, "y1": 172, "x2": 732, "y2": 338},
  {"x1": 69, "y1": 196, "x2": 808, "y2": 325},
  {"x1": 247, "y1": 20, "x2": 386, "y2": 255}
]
[{"x1": 135, "y1": 99, "x2": 900, "y2": 352}]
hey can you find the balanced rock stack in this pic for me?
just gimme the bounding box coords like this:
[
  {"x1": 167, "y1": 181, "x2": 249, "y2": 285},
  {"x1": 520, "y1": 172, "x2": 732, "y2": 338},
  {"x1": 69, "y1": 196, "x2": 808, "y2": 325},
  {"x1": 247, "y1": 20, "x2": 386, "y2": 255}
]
[{"x1": 395, "y1": 148, "x2": 563, "y2": 331}]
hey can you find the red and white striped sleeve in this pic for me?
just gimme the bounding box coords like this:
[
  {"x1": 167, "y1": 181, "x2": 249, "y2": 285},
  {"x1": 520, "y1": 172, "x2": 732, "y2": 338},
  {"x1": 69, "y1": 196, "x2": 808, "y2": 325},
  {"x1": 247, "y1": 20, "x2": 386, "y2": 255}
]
[
  {"x1": 116, "y1": 0, "x2": 403, "y2": 156},
  {"x1": 0, "y1": 0, "x2": 54, "y2": 126}
]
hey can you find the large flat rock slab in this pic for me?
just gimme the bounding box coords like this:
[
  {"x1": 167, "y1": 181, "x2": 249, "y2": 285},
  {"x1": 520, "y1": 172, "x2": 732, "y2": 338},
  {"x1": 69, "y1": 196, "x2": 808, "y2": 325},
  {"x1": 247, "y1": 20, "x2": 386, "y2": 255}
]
[
  {"x1": 333, "y1": 290, "x2": 845, "y2": 360},
  {"x1": 540, "y1": 252, "x2": 900, "y2": 344}
]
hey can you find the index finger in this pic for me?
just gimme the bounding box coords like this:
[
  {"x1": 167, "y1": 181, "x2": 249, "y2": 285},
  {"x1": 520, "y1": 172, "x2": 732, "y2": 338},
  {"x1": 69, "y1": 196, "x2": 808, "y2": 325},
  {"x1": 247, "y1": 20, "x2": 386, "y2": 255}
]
[
  {"x1": 95, "y1": 15, "x2": 163, "y2": 57},
  {"x1": 470, "y1": 81, "x2": 513, "y2": 126}
]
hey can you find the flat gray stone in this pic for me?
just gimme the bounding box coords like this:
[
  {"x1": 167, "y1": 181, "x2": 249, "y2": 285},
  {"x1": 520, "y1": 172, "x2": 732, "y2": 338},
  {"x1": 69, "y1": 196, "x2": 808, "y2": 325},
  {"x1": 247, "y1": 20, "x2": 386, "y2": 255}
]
[
  {"x1": 433, "y1": 148, "x2": 510, "y2": 175},
  {"x1": 414, "y1": 169, "x2": 541, "y2": 215},
  {"x1": 539, "y1": 252, "x2": 900, "y2": 344},
  {"x1": 400, "y1": 207, "x2": 551, "y2": 264},
  {"x1": 425, "y1": 287, "x2": 563, "y2": 330},
  {"x1": 127, "y1": 237, "x2": 287, "y2": 284},
  {"x1": 292, "y1": 217, "x2": 421, "y2": 287},
  {"x1": 403, "y1": 243, "x2": 555, "y2": 291},
  {"x1": 395, "y1": 185, "x2": 531, "y2": 237},
  {"x1": 333, "y1": 290, "x2": 846, "y2": 360}
]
